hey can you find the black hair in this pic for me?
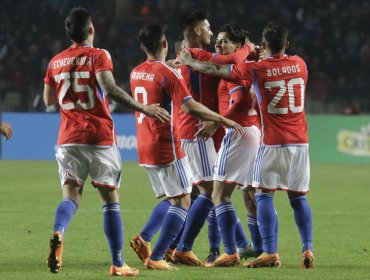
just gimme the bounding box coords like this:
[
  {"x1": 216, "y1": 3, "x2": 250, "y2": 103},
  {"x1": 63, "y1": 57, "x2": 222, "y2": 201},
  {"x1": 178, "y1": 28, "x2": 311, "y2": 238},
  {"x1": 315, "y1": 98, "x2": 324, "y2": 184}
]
[
  {"x1": 179, "y1": 10, "x2": 209, "y2": 33},
  {"x1": 218, "y1": 24, "x2": 250, "y2": 45},
  {"x1": 65, "y1": 7, "x2": 91, "y2": 43},
  {"x1": 262, "y1": 21, "x2": 288, "y2": 53},
  {"x1": 138, "y1": 25, "x2": 165, "y2": 55}
]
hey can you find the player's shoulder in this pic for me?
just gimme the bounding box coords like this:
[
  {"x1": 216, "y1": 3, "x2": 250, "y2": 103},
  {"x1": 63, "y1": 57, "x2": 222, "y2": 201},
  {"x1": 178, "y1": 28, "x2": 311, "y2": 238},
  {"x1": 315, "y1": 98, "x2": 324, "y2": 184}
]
[
  {"x1": 288, "y1": 54, "x2": 306, "y2": 64},
  {"x1": 157, "y1": 61, "x2": 184, "y2": 80},
  {"x1": 91, "y1": 47, "x2": 112, "y2": 60}
]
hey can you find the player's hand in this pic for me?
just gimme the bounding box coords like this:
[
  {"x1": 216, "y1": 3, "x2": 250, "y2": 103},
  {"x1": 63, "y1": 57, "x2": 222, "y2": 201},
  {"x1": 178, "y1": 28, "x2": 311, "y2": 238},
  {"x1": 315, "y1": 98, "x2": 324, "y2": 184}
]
[
  {"x1": 194, "y1": 121, "x2": 219, "y2": 140},
  {"x1": 143, "y1": 104, "x2": 171, "y2": 123},
  {"x1": 221, "y1": 118, "x2": 244, "y2": 134},
  {"x1": 179, "y1": 49, "x2": 193, "y2": 65},
  {"x1": 255, "y1": 45, "x2": 266, "y2": 60},
  {"x1": 245, "y1": 42, "x2": 256, "y2": 54},
  {"x1": 0, "y1": 121, "x2": 13, "y2": 140},
  {"x1": 166, "y1": 59, "x2": 182, "y2": 68}
]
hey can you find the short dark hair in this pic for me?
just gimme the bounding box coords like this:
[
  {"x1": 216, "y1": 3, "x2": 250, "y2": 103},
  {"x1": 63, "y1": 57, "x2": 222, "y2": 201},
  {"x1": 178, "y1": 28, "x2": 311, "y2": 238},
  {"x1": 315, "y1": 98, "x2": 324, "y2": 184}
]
[
  {"x1": 138, "y1": 25, "x2": 165, "y2": 55},
  {"x1": 218, "y1": 24, "x2": 250, "y2": 45},
  {"x1": 179, "y1": 10, "x2": 209, "y2": 33},
  {"x1": 65, "y1": 7, "x2": 91, "y2": 43},
  {"x1": 262, "y1": 21, "x2": 288, "y2": 53}
]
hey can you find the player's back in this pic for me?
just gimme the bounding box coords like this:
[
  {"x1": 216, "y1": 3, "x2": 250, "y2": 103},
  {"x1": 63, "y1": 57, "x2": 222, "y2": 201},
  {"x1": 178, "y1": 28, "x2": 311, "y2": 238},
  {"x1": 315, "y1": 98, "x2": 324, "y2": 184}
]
[
  {"x1": 253, "y1": 54, "x2": 308, "y2": 145},
  {"x1": 130, "y1": 60, "x2": 188, "y2": 166},
  {"x1": 45, "y1": 43, "x2": 114, "y2": 146}
]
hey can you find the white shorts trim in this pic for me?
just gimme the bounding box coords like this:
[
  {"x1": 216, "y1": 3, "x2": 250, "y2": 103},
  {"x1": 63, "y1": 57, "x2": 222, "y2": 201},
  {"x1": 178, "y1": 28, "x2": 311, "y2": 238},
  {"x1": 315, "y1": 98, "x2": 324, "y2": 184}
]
[
  {"x1": 144, "y1": 158, "x2": 193, "y2": 198},
  {"x1": 181, "y1": 138, "x2": 216, "y2": 184},
  {"x1": 252, "y1": 145, "x2": 310, "y2": 193},
  {"x1": 55, "y1": 145, "x2": 122, "y2": 189},
  {"x1": 213, "y1": 126, "x2": 260, "y2": 186}
]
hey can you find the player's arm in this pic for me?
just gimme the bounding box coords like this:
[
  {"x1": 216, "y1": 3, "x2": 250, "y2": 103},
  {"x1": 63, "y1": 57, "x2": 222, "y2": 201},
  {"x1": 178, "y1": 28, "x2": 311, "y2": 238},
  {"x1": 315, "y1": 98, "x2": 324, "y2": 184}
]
[
  {"x1": 96, "y1": 70, "x2": 170, "y2": 123},
  {"x1": 180, "y1": 98, "x2": 243, "y2": 134},
  {"x1": 180, "y1": 50, "x2": 232, "y2": 80},
  {"x1": 43, "y1": 83, "x2": 58, "y2": 106},
  {"x1": 0, "y1": 121, "x2": 13, "y2": 140}
]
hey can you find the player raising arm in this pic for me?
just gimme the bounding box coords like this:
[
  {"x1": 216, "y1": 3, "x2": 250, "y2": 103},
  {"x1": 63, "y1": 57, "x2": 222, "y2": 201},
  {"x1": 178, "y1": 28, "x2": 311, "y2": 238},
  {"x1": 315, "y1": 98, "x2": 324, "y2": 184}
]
[{"x1": 180, "y1": 21, "x2": 314, "y2": 269}]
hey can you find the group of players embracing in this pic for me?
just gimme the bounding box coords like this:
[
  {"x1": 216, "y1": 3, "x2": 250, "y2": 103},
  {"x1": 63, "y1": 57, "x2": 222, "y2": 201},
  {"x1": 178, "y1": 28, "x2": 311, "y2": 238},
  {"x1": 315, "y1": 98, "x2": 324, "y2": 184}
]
[{"x1": 44, "y1": 7, "x2": 314, "y2": 277}]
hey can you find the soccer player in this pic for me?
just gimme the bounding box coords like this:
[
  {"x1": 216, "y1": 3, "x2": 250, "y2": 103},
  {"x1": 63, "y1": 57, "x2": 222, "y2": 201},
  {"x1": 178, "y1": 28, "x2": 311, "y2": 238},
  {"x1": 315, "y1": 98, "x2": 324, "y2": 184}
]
[
  {"x1": 43, "y1": 7, "x2": 171, "y2": 277},
  {"x1": 192, "y1": 24, "x2": 260, "y2": 267},
  {"x1": 0, "y1": 121, "x2": 13, "y2": 140},
  {"x1": 180, "y1": 21, "x2": 314, "y2": 269},
  {"x1": 129, "y1": 24, "x2": 243, "y2": 271},
  {"x1": 173, "y1": 11, "x2": 254, "y2": 266}
]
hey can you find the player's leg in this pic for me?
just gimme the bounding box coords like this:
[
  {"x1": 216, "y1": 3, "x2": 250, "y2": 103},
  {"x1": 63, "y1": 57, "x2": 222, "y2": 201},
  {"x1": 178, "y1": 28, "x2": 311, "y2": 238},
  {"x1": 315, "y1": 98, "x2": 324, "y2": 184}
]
[
  {"x1": 47, "y1": 146, "x2": 86, "y2": 273},
  {"x1": 244, "y1": 145, "x2": 280, "y2": 268},
  {"x1": 288, "y1": 191, "x2": 313, "y2": 268},
  {"x1": 206, "y1": 181, "x2": 240, "y2": 267},
  {"x1": 174, "y1": 139, "x2": 216, "y2": 265},
  {"x1": 145, "y1": 158, "x2": 192, "y2": 270},
  {"x1": 287, "y1": 145, "x2": 313, "y2": 268},
  {"x1": 130, "y1": 199, "x2": 171, "y2": 262},
  {"x1": 243, "y1": 188, "x2": 263, "y2": 257},
  {"x1": 205, "y1": 207, "x2": 221, "y2": 262},
  {"x1": 97, "y1": 187, "x2": 139, "y2": 276},
  {"x1": 91, "y1": 145, "x2": 138, "y2": 276}
]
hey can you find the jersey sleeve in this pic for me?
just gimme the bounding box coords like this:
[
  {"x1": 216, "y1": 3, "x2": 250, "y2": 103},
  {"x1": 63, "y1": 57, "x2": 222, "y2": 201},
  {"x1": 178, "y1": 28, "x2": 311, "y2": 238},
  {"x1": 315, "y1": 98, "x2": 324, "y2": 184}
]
[
  {"x1": 43, "y1": 62, "x2": 55, "y2": 86},
  {"x1": 222, "y1": 81, "x2": 250, "y2": 120},
  {"x1": 94, "y1": 49, "x2": 113, "y2": 73},
  {"x1": 230, "y1": 60, "x2": 255, "y2": 83},
  {"x1": 163, "y1": 68, "x2": 192, "y2": 107},
  {"x1": 189, "y1": 45, "x2": 251, "y2": 64}
]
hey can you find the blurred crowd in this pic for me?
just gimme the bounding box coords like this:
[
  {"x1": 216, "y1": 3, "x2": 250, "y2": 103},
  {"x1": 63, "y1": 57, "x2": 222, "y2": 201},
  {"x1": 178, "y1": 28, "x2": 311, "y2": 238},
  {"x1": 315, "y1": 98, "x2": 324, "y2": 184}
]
[{"x1": 0, "y1": 0, "x2": 369, "y2": 113}]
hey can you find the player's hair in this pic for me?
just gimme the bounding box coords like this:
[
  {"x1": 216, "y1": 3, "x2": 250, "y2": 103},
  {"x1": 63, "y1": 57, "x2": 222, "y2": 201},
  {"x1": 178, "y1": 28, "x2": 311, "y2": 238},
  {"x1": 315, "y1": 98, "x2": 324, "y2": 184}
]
[
  {"x1": 65, "y1": 7, "x2": 91, "y2": 43},
  {"x1": 218, "y1": 24, "x2": 250, "y2": 45},
  {"x1": 138, "y1": 25, "x2": 165, "y2": 55},
  {"x1": 262, "y1": 21, "x2": 288, "y2": 53},
  {"x1": 179, "y1": 10, "x2": 209, "y2": 32}
]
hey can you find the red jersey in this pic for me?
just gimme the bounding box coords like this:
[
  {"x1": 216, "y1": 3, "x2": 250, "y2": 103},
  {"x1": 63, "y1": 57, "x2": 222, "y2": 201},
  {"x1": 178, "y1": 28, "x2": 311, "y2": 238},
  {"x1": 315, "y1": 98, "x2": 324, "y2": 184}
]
[
  {"x1": 177, "y1": 45, "x2": 251, "y2": 140},
  {"x1": 230, "y1": 54, "x2": 308, "y2": 145},
  {"x1": 130, "y1": 60, "x2": 192, "y2": 166},
  {"x1": 217, "y1": 79, "x2": 259, "y2": 128},
  {"x1": 44, "y1": 43, "x2": 115, "y2": 146}
]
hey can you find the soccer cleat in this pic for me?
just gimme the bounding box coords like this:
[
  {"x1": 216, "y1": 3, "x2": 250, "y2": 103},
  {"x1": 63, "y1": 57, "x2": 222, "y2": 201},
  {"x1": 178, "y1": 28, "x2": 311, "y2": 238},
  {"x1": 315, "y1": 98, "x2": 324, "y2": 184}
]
[
  {"x1": 110, "y1": 264, "x2": 139, "y2": 276},
  {"x1": 173, "y1": 250, "x2": 204, "y2": 266},
  {"x1": 243, "y1": 252, "x2": 281, "y2": 268},
  {"x1": 205, "y1": 248, "x2": 220, "y2": 263},
  {"x1": 164, "y1": 248, "x2": 175, "y2": 263},
  {"x1": 47, "y1": 231, "x2": 63, "y2": 273},
  {"x1": 144, "y1": 258, "x2": 180, "y2": 270},
  {"x1": 205, "y1": 252, "x2": 240, "y2": 267},
  {"x1": 130, "y1": 235, "x2": 151, "y2": 262},
  {"x1": 237, "y1": 244, "x2": 255, "y2": 260},
  {"x1": 301, "y1": 250, "x2": 314, "y2": 269}
]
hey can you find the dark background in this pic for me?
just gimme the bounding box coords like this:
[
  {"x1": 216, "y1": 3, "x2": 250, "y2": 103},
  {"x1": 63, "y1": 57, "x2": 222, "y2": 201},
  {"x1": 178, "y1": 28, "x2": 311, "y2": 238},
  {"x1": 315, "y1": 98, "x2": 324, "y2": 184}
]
[{"x1": 0, "y1": 0, "x2": 369, "y2": 114}]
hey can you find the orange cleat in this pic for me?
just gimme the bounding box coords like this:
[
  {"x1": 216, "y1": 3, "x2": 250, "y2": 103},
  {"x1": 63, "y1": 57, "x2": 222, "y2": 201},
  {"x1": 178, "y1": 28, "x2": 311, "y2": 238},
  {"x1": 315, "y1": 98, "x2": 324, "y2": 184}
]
[
  {"x1": 47, "y1": 231, "x2": 63, "y2": 273},
  {"x1": 205, "y1": 252, "x2": 240, "y2": 267},
  {"x1": 300, "y1": 250, "x2": 314, "y2": 269},
  {"x1": 173, "y1": 250, "x2": 204, "y2": 266},
  {"x1": 144, "y1": 258, "x2": 179, "y2": 270},
  {"x1": 130, "y1": 235, "x2": 151, "y2": 262},
  {"x1": 110, "y1": 264, "x2": 139, "y2": 276},
  {"x1": 243, "y1": 252, "x2": 281, "y2": 268}
]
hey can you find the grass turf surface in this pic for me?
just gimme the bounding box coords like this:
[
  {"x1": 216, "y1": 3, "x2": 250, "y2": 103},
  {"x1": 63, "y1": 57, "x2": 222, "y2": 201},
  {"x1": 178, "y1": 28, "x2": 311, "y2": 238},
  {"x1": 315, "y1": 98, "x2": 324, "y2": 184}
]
[{"x1": 0, "y1": 161, "x2": 369, "y2": 279}]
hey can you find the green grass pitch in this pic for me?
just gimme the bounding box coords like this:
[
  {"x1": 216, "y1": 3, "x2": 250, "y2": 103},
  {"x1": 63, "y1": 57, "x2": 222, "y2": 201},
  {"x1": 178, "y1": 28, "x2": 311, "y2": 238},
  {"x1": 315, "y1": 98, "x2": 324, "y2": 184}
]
[{"x1": 0, "y1": 161, "x2": 369, "y2": 279}]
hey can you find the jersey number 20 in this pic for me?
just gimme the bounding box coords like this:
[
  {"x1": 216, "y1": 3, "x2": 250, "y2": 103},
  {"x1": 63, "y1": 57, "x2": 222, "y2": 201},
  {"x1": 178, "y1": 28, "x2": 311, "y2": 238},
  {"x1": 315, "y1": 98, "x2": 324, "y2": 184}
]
[{"x1": 265, "y1": 78, "x2": 304, "y2": 114}]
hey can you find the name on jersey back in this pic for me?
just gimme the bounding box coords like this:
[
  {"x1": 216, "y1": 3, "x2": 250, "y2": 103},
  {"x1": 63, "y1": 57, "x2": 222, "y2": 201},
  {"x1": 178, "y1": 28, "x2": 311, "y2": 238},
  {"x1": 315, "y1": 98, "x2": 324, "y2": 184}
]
[
  {"x1": 53, "y1": 56, "x2": 91, "y2": 69},
  {"x1": 267, "y1": 64, "x2": 301, "y2": 77},
  {"x1": 131, "y1": 72, "x2": 154, "y2": 81}
]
